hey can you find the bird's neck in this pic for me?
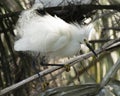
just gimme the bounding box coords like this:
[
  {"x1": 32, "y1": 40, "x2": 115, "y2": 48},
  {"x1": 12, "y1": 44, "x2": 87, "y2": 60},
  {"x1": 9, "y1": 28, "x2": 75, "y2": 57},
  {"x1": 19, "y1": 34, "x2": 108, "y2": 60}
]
[{"x1": 70, "y1": 23, "x2": 90, "y2": 43}]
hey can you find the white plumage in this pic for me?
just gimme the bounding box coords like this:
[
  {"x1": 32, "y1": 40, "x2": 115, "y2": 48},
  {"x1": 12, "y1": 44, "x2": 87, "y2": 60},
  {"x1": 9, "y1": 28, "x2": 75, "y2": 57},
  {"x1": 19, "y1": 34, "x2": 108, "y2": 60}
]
[{"x1": 14, "y1": 2, "x2": 95, "y2": 58}]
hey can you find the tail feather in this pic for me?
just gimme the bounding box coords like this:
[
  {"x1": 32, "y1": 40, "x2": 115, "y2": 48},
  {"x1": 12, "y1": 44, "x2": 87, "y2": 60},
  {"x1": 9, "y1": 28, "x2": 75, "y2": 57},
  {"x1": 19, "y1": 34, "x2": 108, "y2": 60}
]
[{"x1": 14, "y1": 38, "x2": 30, "y2": 51}]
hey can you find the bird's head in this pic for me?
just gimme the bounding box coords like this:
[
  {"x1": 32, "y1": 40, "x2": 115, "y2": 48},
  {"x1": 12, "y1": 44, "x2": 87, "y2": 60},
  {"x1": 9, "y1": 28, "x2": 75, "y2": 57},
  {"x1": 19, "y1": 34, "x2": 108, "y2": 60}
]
[{"x1": 71, "y1": 23, "x2": 97, "y2": 57}]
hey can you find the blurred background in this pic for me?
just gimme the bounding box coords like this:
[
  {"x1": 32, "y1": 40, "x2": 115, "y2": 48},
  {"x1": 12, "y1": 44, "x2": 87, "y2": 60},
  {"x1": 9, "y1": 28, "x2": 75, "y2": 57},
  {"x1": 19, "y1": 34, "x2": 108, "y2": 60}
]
[{"x1": 0, "y1": 0, "x2": 120, "y2": 96}]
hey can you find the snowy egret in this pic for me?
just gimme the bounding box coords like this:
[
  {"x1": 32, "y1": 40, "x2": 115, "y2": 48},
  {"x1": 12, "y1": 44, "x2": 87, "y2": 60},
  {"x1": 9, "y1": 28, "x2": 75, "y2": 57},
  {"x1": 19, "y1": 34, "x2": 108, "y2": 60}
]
[
  {"x1": 14, "y1": 0, "x2": 96, "y2": 89},
  {"x1": 14, "y1": 4, "x2": 96, "y2": 58}
]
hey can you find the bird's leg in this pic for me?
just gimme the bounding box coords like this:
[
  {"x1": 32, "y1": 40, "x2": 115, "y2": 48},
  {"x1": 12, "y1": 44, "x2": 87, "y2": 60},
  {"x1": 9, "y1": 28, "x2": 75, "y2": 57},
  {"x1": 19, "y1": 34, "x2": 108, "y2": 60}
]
[
  {"x1": 40, "y1": 57, "x2": 71, "y2": 72},
  {"x1": 84, "y1": 39, "x2": 98, "y2": 57},
  {"x1": 32, "y1": 54, "x2": 48, "y2": 91}
]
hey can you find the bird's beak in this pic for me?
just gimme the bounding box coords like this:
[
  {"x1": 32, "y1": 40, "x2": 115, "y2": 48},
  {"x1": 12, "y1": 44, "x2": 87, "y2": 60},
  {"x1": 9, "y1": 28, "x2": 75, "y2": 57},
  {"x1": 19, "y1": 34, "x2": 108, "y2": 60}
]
[{"x1": 84, "y1": 39, "x2": 97, "y2": 57}]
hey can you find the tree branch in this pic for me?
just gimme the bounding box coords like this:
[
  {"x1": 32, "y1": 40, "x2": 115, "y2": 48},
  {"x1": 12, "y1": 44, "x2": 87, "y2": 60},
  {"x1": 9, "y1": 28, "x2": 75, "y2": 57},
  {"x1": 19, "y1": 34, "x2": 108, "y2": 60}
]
[
  {"x1": 103, "y1": 27, "x2": 120, "y2": 31},
  {"x1": 100, "y1": 58, "x2": 120, "y2": 87},
  {"x1": 0, "y1": 38, "x2": 120, "y2": 95},
  {"x1": 0, "y1": 4, "x2": 120, "y2": 21},
  {"x1": 92, "y1": 57, "x2": 120, "y2": 95}
]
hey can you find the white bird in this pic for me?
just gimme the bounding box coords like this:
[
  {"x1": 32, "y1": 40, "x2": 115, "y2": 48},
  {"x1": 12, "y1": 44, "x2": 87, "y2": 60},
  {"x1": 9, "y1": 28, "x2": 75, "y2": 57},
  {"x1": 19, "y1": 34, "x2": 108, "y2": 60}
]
[{"x1": 14, "y1": 2, "x2": 95, "y2": 60}]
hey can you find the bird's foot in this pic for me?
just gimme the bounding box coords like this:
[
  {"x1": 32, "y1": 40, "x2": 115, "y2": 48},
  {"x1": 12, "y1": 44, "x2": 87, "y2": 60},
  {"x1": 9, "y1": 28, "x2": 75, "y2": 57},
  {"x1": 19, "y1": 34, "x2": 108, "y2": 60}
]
[{"x1": 64, "y1": 64, "x2": 71, "y2": 72}]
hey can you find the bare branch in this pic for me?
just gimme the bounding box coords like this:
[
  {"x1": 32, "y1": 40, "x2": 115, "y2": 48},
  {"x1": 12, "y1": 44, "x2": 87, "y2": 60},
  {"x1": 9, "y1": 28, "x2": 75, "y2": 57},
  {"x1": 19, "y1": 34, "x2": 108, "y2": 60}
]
[
  {"x1": 103, "y1": 27, "x2": 120, "y2": 31},
  {"x1": 100, "y1": 58, "x2": 120, "y2": 87},
  {"x1": 0, "y1": 4, "x2": 120, "y2": 20},
  {"x1": 0, "y1": 38, "x2": 120, "y2": 95},
  {"x1": 92, "y1": 57, "x2": 120, "y2": 95}
]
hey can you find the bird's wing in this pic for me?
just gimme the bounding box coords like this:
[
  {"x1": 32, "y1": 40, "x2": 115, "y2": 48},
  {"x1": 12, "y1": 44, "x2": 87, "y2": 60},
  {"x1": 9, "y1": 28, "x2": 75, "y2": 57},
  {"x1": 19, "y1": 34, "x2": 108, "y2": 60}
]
[
  {"x1": 44, "y1": 31, "x2": 71, "y2": 53},
  {"x1": 30, "y1": 14, "x2": 72, "y2": 53},
  {"x1": 14, "y1": 12, "x2": 72, "y2": 53}
]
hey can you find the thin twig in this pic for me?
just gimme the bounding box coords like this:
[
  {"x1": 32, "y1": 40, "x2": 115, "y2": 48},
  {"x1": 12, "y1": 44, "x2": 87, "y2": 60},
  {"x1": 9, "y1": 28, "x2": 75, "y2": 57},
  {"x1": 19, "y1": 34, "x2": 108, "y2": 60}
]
[
  {"x1": 0, "y1": 38, "x2": 120, "y2": 95},
  {"x1": 103, "y1": 27, "x2": 120, "y2": 31},
  {"x1": 89, "y1": 39, "x2": 112, "y2": 43},
  {"x1": 100, "y1": 58, "x2": 120, "y2": 87},
  {"x1": 92, "y1": 57, "x2": 120, "y2": 96}
]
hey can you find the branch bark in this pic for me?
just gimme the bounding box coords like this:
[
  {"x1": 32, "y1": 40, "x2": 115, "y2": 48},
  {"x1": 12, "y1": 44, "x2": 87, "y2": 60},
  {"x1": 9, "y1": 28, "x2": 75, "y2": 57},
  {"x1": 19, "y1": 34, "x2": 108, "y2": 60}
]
[
  {"x1": 92, "y1": 57, "x2": 120, "y2": 95},
  {"x1": 0, "y1": 38, "x2": 120, "y2": 95},
  {"x1": 100, "y1": 58, "x2": 120, "y2": 87},
  {"x1": 0, "y1": 4, "x2": 120, "y2": 20}
]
